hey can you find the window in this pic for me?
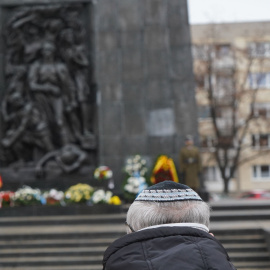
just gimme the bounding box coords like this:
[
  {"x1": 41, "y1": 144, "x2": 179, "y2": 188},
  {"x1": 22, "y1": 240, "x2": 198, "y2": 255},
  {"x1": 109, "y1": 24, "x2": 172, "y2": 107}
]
[
  {"x1": 248, "y1": 42, "x2": 270, "y2": 58},
  {"x1": 252, "y1": 134, "x2": 270, "y2": 148},
  {"x1": 204, "y1": 166, "x2": 234, "y2": 182},
  {"x1": 253, "y1": 103, "x2": 270, "y2": 118},
  {"x1": 203, "y1": 167, "x2": 220, "y2": 182},
  {"x1": 192, "y1": 45, "x2": 209, "y2": 60},
  {"x1": 214, "y1": 44, "x2": 231, "y2": 58},
  {"x1": 200, "y1": 136, "x2": 215, "y2": 148},
  {"x1": 253, "y1": 165, "x2": 270, "y2": 180},
  {"x1": 249, "y1": 73, "x2": 270, "y2": 89}
]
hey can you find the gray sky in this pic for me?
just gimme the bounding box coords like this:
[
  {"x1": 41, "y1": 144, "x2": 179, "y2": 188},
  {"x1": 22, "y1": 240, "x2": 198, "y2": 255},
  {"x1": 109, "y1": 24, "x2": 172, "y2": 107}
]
[{"x1": 188, "y1": 0, "x2": 270, "y2": 24}]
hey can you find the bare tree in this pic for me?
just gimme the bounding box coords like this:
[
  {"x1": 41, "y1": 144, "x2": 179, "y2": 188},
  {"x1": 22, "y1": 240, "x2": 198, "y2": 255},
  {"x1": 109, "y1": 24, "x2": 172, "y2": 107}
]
[{"x1": 193, "y1": 25, "x2": 269, "y2": 193}]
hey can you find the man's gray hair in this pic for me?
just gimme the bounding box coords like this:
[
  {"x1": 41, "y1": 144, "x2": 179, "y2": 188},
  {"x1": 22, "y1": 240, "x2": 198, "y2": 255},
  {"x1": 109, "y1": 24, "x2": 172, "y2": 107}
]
[{"x1": 126, "y1": 200, "x2": 210, "y2": 233}]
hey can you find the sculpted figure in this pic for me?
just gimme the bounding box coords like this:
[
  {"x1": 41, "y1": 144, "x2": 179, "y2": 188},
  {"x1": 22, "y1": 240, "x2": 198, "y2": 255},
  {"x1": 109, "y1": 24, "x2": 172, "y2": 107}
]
[
  {"x1": 35, "y1": 144, "x2": 87, "y2": 177},
  {"x1": 28, "y1": 41, "x2": 76, "y2": 146},
  {"x1": 59, "y1": 28, "x2": 95, "y2": 145},
  {"x1": 1, "y1": 91, "x2": 53, "y2": 162}
]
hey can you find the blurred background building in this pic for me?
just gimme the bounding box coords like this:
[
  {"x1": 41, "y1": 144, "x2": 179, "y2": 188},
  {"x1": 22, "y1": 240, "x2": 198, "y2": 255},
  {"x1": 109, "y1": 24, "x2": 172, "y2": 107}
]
[{"x1": 191, "y1": 21, "x2": 270, "y2": 194}]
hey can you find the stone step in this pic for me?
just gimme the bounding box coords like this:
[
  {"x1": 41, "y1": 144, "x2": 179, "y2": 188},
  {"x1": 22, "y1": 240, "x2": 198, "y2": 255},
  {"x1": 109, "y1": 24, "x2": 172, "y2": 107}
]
[
  {"x1": 210, "y1": 200, "x2": 270, "y2": 211},
  {"x1": 0, "y1": 255, "x2": 104, "y2": 267},
  {"x1": 0, "y1": 237, "x2": 116, "y2": 248},
  {"x1": 1, "y1": 246, "x2": 106, "y2": 257},
  {"x1": 234, "y1": 260, "x2": 270, "y2": 269},
  {"x1": 0, "y1": 224, "x2": 125, "y2": 236},
  {"x1": 211, "y1": 209, "x2": 270, "y2": 221},
  {"x1": 229, "y1": 251, "x2": 270, "y2": 262},
  {"x1": 0, "y1": 213, "x2": 126, "y2": 226},
  {"x1": 213, "y1": 234, "x2": 265, "y2": 244},
  {"x1": 0, "y1": 266, "x2": 101, "y2": 270},
  {"x1": 223, "y1": 243, "x2": 268, "y2": 252}
]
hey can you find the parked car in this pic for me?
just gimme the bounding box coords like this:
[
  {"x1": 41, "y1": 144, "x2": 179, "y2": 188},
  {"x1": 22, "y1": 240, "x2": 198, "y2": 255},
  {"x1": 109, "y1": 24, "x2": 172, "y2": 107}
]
[{"x1": 238, "y1": 190, "x2": 270, "y2": 199}]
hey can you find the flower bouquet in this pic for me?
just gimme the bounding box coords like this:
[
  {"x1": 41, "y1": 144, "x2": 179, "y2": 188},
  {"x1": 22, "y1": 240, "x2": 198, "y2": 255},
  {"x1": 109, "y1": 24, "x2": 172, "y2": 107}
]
[
  {"x1": 94, "y1": 166, "x2": 113, "y2": 180},
  {"x1": 94, "y1": 166, "x2": 114, "y2": 189},
  {"x1": 89, "y1": 189, "x2": 122, "y2": 205},
  {"x1": 122, "y1": 155, "x2": 148, "y2": 202},
  {"x1": 13, "y1": 186, "x2": 44, "y2": 206},
  {"x1": 151, "y1": 155, "x2": 179, "y2": 184},
  {"x1": 65, "y1": 183, "x2": 94, "y2": 204},
  {"x1": 0, "y1": 191, "x2": 15, "y2": 207},
  {"x1": 43, "y1": 189, "x2": 65, "y2": 206}
]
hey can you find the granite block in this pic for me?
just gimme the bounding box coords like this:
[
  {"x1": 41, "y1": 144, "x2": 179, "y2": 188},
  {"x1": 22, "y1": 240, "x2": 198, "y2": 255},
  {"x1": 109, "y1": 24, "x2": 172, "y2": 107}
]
[
  {"x1": 144, "y1": 0, "x2": 168, "y2": 26},
  {"x1": 100, "y1": 83, "x2": 123, "y2": 101},
  {"x1": 99, "y1": 103, "x2": 123, "y2": 135},
  {"x1": 167, "y1": 0, "x2": 188, "y2": 28},
  {"x1": 116, "y1": 0, "x2": 144, "y2": 31},
  {"x1": 97, "y1": 50, "x2": 121, "y2": 84},
  {"x1": 145, "y1": 79, "x2": 172, "y2": 103},
  {"x1": 174, "y1": 100, "x2": 198, "y2": 136},
  {"x1": 171, "y1": 79, "x2": 195, "y2": 101},
  {"x1": 122, "y1": 83, "x2": 145, "y2": 102},
  {"x1": 99, "y1": 135, "x2": 123, "y2": 156},
  {"x1": 169, "y1": 26, "x2": 190, "y2": 47},
  {"x1": 147, "y1": 136, "x2": 175, "y2": 156},
  {"x1": 143, "y1": 26, "x2": 169, "y2": 51},
  {"x1": 120, "y1": 30, "x2": 143, "y2": 49},
  {"x1": 121, "y1": 48, "x2": 144, "y2": 82},
  {"x1": 144, "y1": 50, "x2": 169, "y2": 78},
  {"x1": 98, "y1": 31, "x2": 119, "y2": 52},
  {"x1": 95, "y1": 0, "x2": 118, "y2": 31},
  {"x1": 170, "y1": 47, "x2": 193, "y2": 78},
  {"x1": 123, "y1": 103, "x2": 146, "y2": 136},
  {"x1": 123, "y1": 136, "x2": 148, "y2": 155}
]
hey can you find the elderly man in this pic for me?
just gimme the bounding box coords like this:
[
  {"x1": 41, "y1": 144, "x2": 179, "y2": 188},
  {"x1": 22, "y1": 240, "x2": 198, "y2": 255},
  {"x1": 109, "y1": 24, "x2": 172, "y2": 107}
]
[{"x1": 103, "y1": 181, "x2": 236, "y2": 270}]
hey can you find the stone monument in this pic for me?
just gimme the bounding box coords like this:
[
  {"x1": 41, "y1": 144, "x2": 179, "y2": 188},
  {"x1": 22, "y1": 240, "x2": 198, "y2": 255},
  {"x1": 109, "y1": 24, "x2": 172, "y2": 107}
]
[{"x1": 0, "y1": 0, "x2": 198, "y2": 191}]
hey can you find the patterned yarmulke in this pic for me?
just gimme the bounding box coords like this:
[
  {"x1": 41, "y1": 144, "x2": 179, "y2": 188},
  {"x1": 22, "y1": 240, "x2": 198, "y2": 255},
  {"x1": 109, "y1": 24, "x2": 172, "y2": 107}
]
[{"x1": 135, "y1": 180, "x2": 202, "y2": 202}]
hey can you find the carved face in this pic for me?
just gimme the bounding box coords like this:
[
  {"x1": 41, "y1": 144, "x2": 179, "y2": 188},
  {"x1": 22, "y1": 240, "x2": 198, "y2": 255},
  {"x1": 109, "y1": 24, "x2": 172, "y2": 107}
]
[
  {"x1": 41, "y1": 42, "x2": 55, "y2": 58},
  {"x1": 8, "y1": 92, "x2": 24, "y2": 108}
]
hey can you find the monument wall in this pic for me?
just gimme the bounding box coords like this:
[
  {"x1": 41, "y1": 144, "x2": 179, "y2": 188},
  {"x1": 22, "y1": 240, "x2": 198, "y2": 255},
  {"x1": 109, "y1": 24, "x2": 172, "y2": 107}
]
[
  {"x1": 95, "y1": 0, "x2": 198, "y2": 187},
  {"x1": 0, "y1": 0, "x2": 198, "y2": 190}
]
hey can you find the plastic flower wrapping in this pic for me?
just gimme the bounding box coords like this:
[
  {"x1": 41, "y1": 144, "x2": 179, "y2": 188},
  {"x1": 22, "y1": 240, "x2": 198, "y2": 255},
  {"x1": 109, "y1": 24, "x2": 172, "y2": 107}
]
[
  {"x1": 123, "y1": 155, "x2": 149, "y2": 201},
  {"x1": 94, "y1": 166, "x2": 113, "y2": 180},
  {"x1": 65, "y1": 183, "x2": 94, "y2": 204},
  {"x1": 43, "y1": 189, "x2": 65, "y2": 205},
  {"x1": 13, "y1": 185, "x2": 44, "y2": 206}
]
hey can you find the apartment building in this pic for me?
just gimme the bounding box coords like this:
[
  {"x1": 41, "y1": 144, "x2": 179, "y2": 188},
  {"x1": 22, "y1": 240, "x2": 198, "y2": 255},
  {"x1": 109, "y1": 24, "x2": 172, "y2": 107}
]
[{"x1": 191, "y1": 21, "x2": 270, "y2": 194}]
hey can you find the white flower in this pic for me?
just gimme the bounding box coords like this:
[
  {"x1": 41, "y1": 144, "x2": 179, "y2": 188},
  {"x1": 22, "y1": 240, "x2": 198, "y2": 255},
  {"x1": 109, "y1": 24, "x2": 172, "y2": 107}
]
[
  {"x1": 127, "y1": 177, "x2": 135, "y2": 184},
  {"x1": 124, "y1": 184, "x2": 133, "y2": 193},
  {"x1": 107, "y1": 171, "x2": 113, "y2": 178},
  {"x1": 105, "y1": 191, "x2": 113, "y2": 202},
  {"x1": 92, "y1": 189, "x2": 106, "y2": 203}
]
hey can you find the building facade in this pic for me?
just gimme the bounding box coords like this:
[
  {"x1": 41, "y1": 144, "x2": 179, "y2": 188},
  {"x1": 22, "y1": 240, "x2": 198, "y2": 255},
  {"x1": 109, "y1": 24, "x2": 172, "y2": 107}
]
[{"x1": 191, "y1": 21, "x2": 270, "y2": 194}]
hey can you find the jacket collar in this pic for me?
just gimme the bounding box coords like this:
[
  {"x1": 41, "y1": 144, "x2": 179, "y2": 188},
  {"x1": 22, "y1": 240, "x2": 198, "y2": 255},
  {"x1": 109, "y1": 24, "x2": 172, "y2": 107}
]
[{"x1": 138, "y1": 223, "x2": 209, "y2": 233}]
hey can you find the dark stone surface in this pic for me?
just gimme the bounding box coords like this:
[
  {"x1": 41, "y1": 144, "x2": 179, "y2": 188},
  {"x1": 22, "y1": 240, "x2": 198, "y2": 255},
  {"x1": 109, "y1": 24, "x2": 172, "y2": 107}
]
[
  {"x1": 0, "y1": 204, "x2": 123, "y2": 217},
  {"x1": 123, "y1": 103, "x2": 146, "y2": 136},
  {"x1": 95, "y1": 0, "x2": 198, "y2": 191},
  {"x1": 0, "y1": 0, "x2": 198, "y2": 192}
]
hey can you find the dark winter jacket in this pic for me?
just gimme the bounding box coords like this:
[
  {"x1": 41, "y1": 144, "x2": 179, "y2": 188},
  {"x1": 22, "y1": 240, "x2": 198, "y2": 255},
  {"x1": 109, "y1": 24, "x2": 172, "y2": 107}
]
[{"x1": 103, "y1": 226, "x2": 236, "y2": 270}]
